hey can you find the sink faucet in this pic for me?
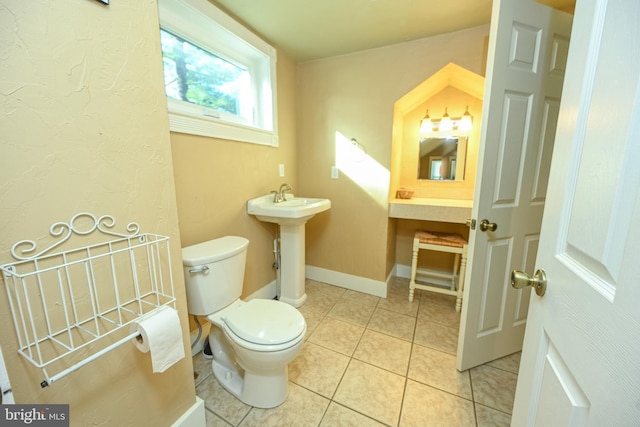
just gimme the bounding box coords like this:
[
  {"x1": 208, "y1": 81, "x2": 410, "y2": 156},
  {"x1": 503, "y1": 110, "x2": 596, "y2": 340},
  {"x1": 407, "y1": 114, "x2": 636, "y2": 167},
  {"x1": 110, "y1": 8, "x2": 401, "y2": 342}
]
[{"x1": 271, "y1": 183, "x2": 292, "y2": 203}]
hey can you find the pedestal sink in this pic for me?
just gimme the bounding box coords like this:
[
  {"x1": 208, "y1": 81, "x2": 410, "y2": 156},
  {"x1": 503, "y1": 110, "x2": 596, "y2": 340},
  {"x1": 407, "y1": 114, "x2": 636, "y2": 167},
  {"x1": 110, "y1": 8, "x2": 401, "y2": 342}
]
[{"x1": 247, "y1": 194, "x2": 331, "y2": 307}]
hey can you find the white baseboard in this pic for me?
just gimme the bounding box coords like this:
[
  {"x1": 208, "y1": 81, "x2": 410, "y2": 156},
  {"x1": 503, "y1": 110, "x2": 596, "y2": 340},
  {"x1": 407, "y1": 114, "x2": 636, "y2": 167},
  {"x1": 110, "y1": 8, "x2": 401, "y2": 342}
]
[
  {"x1": 245, "y1": 279, "x2": 277, "y2": 300},
  {"x1": 395, "y1": 263, "x2": 412, "y2": 279},
  {"x1": 172, "y1": 396, "x2": 205, "y2": 427},
  {"x1": 395, "y1": 263, "x2": 454, "y2": 288},
  {"x1": 305, "y1": 265, "x2": 390, "y2": 298}
]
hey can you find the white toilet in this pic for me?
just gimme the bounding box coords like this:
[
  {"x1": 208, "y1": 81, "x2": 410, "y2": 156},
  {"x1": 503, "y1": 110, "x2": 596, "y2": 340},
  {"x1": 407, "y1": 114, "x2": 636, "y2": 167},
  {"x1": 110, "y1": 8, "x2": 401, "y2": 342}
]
[{"x1": 181, "y1": 236, "x2": 306, "y2": 408}]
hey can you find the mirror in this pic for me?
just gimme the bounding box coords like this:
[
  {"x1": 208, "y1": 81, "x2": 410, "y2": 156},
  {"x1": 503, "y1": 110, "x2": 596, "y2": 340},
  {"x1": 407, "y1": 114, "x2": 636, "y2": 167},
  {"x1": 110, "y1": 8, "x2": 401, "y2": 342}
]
[{"x1": 418, "y1": 136, "x2": 467, "y2": 181}]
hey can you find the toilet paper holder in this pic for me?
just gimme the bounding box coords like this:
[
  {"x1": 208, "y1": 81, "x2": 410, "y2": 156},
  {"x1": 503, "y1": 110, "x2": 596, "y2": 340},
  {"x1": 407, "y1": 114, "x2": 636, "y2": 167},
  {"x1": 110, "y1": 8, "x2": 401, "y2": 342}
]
[{"x1": 0, "y1": 213, "x2": 177, "y2": 387}]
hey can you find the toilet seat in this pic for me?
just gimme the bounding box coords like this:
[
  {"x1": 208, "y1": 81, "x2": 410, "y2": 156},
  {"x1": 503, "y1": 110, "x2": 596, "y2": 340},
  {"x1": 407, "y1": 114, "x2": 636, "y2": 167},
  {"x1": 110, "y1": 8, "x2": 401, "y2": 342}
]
[{"x1": 221, "y1": 299, "x2": 306, "y2": 351}]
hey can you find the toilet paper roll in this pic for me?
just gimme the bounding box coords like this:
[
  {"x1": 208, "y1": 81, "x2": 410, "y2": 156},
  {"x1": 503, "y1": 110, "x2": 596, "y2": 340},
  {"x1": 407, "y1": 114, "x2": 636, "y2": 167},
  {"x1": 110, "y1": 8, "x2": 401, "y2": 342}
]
[{"x1": 131, "y1": 306, "x2": 185, "y2": 373}]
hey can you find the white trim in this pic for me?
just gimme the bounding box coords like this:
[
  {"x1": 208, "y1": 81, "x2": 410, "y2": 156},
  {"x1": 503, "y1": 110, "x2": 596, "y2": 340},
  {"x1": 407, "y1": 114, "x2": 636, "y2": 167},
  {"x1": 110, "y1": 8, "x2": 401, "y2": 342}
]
[
  {"x1": 167, "y1": 109, "x2": 278, "y2": 147},
  {"x1": 200, "y1": 267, "x2": 393, "y2": 315},
  {"x1": 395, "y1": 263, "x2": 413, "y2": 280},
  {"x1": 305, "y1": 265, "x2": 389, "y2": 298},
  {"x1": 171, "y1": 396, "x2": 205, "y2": 427},
  {"x1": 395, "y1": 263, "x2": 455, "y2": 288},
  {"x1": 245, "y1": 279, "x2": 278, "y2": 300},
  {"x1": 158, "y1": 0, "x2": 278, "y2": 146}
]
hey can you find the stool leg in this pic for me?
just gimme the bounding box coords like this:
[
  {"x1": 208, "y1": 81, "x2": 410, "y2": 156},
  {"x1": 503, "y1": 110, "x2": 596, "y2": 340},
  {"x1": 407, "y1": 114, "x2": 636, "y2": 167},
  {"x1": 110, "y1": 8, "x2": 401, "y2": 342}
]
[
  {"x1": 452, "y1": 253, "x2": 461, "y2": 290},
  {"x1": 456, "y1": 245, "x2": 468, "y2": 312},
  {"x1": 409, "y1": 238, "x2": 419, "y2": 302}
]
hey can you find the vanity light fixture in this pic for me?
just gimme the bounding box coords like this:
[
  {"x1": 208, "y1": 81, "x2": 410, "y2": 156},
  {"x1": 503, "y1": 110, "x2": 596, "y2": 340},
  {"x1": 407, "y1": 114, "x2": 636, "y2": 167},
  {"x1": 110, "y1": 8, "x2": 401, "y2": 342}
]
[
  {"x1": 419, "y1": 110, "x2": 433, "y2": 134},
  {"x1": 419, "y1": 106, "x2": 473, "y2": 135},
  {"x1": 439, "y1": 108, "x2": 453, "y2": 132},
  {"x1": 459, "y1": 106, "x2": 473, "y2": 131}
]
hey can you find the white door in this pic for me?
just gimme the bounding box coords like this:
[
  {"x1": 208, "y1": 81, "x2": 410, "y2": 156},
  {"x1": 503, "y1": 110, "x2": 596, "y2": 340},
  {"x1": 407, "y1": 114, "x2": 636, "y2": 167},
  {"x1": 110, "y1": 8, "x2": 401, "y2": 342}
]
[
  {"x1": 457, "y1": 0, "x2": 572, "y2": 370},
  {"x1": 512, "y1": 0, "x2": 640, "y2": 424}
]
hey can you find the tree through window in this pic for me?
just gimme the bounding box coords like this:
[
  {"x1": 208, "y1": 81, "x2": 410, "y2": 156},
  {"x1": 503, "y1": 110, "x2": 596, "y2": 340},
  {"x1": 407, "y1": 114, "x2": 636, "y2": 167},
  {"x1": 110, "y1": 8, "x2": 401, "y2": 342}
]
[
  {"x1": 160, "y1": 29, "x2": 249, "y2": 116},
  {"x1": 158, "y1": 0, "x2": 278, "y2": 146}
]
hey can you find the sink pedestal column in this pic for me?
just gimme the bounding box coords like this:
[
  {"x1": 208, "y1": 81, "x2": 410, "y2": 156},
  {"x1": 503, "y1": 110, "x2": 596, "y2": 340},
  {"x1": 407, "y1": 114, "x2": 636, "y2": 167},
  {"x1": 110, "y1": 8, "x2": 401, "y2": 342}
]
[
  {"x1": 247, "y1": 193, "x2": 331, "y2": 308},
  {"x1": 278, "y1": 222, "x2": 307, "y2": 307}
]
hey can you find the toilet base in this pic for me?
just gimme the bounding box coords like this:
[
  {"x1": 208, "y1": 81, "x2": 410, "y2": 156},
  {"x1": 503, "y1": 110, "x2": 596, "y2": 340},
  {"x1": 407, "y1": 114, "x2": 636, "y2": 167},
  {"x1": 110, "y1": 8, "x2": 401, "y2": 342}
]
[
  {"x1": 209, "y1": 328, "x2": 289, "y2": 408},
  {"x1": 212, "y1": 359, "x2": 288, "y2": 408},
  {"x1": 211, "y1": 359, "x2": 244, "y2": 402}
]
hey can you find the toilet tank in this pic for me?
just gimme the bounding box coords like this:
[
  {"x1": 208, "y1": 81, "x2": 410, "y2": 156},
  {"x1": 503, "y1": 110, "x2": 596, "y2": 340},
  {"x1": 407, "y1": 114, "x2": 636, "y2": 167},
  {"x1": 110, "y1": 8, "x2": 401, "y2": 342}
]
[{"x1": 182, "y1": 236, "x2": 249, "y2": 316}]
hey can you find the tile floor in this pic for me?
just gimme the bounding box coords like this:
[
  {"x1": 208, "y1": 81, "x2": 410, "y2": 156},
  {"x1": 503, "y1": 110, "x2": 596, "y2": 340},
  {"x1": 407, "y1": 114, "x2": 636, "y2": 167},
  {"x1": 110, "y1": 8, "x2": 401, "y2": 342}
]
[{"x1": 193, "y1": 277, "x2": 520, "y2": 426}]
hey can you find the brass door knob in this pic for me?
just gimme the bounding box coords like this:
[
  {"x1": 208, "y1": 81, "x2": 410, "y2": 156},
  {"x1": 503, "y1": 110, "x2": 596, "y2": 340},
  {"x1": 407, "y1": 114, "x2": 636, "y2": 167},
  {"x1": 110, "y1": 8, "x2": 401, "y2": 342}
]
[
  {"x1": 511, "y1": 269, "x2": 547, "y2": 296},
  {"x1": 479, "y1": 219, "x2": 498, "y2": 232}
]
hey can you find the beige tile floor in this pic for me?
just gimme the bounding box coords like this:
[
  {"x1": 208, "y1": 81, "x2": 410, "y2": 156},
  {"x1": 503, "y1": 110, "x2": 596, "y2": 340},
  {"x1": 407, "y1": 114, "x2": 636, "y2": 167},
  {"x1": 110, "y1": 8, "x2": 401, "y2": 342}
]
[{"x1": 193, "y1": 277, "x2": 521, "y2": 426}]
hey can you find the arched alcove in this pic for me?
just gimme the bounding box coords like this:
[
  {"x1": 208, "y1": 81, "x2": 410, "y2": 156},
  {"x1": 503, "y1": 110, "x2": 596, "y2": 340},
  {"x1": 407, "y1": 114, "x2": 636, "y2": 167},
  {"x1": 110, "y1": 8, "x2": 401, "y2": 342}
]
[{"x1": 389, "y1": 63, "x2": 485, "y2": 202}]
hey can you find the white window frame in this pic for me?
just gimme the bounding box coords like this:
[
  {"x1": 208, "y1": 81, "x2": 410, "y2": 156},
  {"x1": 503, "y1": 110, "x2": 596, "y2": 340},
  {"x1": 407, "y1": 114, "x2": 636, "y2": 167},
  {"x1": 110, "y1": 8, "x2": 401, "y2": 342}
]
[{"x1": 158, "y1": 0, "x2": 279, "y2": 147}]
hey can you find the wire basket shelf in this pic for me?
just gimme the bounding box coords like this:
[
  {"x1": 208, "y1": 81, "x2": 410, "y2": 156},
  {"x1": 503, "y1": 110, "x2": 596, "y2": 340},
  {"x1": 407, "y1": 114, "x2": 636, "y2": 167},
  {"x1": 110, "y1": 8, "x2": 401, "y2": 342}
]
[{"x1": 0, "y1": 213, "x2": 176, "y2": 387}]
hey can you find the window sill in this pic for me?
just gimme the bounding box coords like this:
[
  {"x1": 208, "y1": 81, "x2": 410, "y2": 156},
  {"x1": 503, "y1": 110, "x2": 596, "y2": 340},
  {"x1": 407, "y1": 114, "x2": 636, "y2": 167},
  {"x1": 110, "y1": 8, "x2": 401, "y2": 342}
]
[{"x1": 167, "y1": 111, "x2": 278, "y2": 147}]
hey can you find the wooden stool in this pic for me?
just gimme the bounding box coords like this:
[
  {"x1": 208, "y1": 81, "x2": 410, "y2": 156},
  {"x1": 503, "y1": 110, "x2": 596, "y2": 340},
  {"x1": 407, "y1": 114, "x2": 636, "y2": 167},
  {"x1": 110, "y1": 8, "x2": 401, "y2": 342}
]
[{"x1": 408, "y1": 230, "x2": 468, "y2": 312}]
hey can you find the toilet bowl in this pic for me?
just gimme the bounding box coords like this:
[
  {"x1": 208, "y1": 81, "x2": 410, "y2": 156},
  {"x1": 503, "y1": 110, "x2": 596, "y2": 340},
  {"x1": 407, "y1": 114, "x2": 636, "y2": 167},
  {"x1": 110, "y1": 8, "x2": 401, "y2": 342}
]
[
  {"x1": 182, "y1": 236, "x2": 306, "y2": 408},
  {"x1": 208, "y1": 299, "x2": 305, "y2": 407}
]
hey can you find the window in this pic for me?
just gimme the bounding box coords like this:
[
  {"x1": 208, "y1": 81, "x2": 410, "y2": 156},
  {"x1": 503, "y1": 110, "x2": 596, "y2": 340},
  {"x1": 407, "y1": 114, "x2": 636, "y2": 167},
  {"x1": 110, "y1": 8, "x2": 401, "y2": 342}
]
[
  {"x1": 161, "y1": 30, "x2": 249, "y2": 118},
  {"x1": 158, "y1": 0, "x2": 278, "y2": 146}
]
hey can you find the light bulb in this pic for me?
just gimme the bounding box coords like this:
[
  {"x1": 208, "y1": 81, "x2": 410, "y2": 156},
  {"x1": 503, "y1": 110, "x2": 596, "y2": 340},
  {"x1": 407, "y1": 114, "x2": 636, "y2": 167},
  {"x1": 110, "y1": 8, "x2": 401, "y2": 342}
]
[
  {"x1": 419, "y1": 110, "x2": 433, "y2": 134},
  {"x1": 459, "y1": 106, "x2": 473, "y2": 131},
  {"x1": 439, "y1": 108, "x2": 453, "y2": 132}
]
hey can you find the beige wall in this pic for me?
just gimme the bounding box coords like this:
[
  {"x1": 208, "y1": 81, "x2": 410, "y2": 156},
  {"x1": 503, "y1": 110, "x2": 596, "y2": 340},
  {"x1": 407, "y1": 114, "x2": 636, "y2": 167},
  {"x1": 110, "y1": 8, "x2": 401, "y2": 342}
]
[
  {"x1": 171, "y1": 51, "x2": 298, "y2": 300},
  {"x1": 297, "y1": 25, "x2": 489, "y2": 285},
  {"x1": 0, "y1": 1, "x2": 194, "y2": 425},
  {"x1": 0, "y1": 0, "x2": 488, "y2": 422}
]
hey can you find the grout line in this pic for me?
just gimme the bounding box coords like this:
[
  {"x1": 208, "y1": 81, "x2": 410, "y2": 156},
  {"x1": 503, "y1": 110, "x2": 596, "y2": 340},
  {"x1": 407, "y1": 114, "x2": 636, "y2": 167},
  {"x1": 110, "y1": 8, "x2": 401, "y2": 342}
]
[
  {"x1": 196, "y1": 279, "x2": 516, "y2": 426},
  {"x1": 469, "y1": 362, "x2": 479, "y2": 426}
]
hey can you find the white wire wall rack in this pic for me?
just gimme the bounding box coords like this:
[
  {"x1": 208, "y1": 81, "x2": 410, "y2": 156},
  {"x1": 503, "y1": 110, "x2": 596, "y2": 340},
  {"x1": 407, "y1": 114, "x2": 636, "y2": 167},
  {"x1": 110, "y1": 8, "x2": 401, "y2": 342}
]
[{"x1": 0, "y1": 213, "x2": 176, "y2": 387}]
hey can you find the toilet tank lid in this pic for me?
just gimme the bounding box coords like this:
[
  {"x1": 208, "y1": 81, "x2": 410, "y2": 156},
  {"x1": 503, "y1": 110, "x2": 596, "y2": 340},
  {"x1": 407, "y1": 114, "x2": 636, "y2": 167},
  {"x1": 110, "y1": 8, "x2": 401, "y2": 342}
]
[{"x1": 182, "y1": 236, "x2": 249, "y2": 266}]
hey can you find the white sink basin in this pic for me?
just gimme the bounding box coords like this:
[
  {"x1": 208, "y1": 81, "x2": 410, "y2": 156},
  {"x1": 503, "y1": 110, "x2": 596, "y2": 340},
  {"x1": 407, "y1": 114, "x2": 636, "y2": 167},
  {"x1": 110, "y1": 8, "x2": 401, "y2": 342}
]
[
  {"x1": 247, "y1": 193, "x2": 331, "y2": 307},
  {"x1": 247, "y1": 194, "x2": 331, "y2": 224}
]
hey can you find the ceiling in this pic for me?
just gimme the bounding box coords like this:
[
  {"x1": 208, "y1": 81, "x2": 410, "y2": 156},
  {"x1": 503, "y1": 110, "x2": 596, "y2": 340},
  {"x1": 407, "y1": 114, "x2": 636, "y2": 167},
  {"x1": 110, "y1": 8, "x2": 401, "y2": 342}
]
[{"x1": 211, "y1": 0, "x2": 576, "y2": 63}]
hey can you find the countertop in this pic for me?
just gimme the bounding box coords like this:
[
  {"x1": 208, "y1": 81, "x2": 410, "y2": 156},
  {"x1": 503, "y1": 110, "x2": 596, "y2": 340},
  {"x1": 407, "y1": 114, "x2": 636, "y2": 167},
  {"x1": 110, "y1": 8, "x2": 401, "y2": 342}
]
[{"x1": 388, "y1": 198, "x2": 473, "y2": 224}]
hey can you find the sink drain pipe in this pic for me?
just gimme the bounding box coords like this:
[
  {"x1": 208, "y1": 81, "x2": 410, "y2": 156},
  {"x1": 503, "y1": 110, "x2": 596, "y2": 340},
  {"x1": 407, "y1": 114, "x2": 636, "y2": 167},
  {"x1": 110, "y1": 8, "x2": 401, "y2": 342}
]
[{"x1": 273, "y1": 225, "x2": 282, "y2": 299}]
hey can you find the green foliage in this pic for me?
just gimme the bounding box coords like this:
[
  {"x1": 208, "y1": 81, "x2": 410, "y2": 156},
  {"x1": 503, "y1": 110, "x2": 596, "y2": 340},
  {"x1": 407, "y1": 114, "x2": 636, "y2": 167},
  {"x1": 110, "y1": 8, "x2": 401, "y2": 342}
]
[{"x1": 160, "y1": 30, "x2": 246, "y2": 115}]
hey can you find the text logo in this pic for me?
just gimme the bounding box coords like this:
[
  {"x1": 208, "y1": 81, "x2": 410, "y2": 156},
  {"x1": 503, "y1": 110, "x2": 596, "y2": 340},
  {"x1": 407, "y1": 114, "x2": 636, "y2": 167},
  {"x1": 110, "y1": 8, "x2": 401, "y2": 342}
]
[{"x1": 1, "y1": 405, "x2": 69, "y2": 426}]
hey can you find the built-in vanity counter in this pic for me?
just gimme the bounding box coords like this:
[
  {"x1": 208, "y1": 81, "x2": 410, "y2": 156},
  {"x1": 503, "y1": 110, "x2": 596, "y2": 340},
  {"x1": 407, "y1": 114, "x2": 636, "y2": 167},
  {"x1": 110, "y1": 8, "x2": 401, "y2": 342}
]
[
  {"x1": 389, "y1": 198, "x2": 472, "y2": 224},
  {"x1": 387, "y1": 63, "x2": 483, "y2": 228},
  {"x1": 387, "y1": 63, "x2": 483, "y2": 283}
]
